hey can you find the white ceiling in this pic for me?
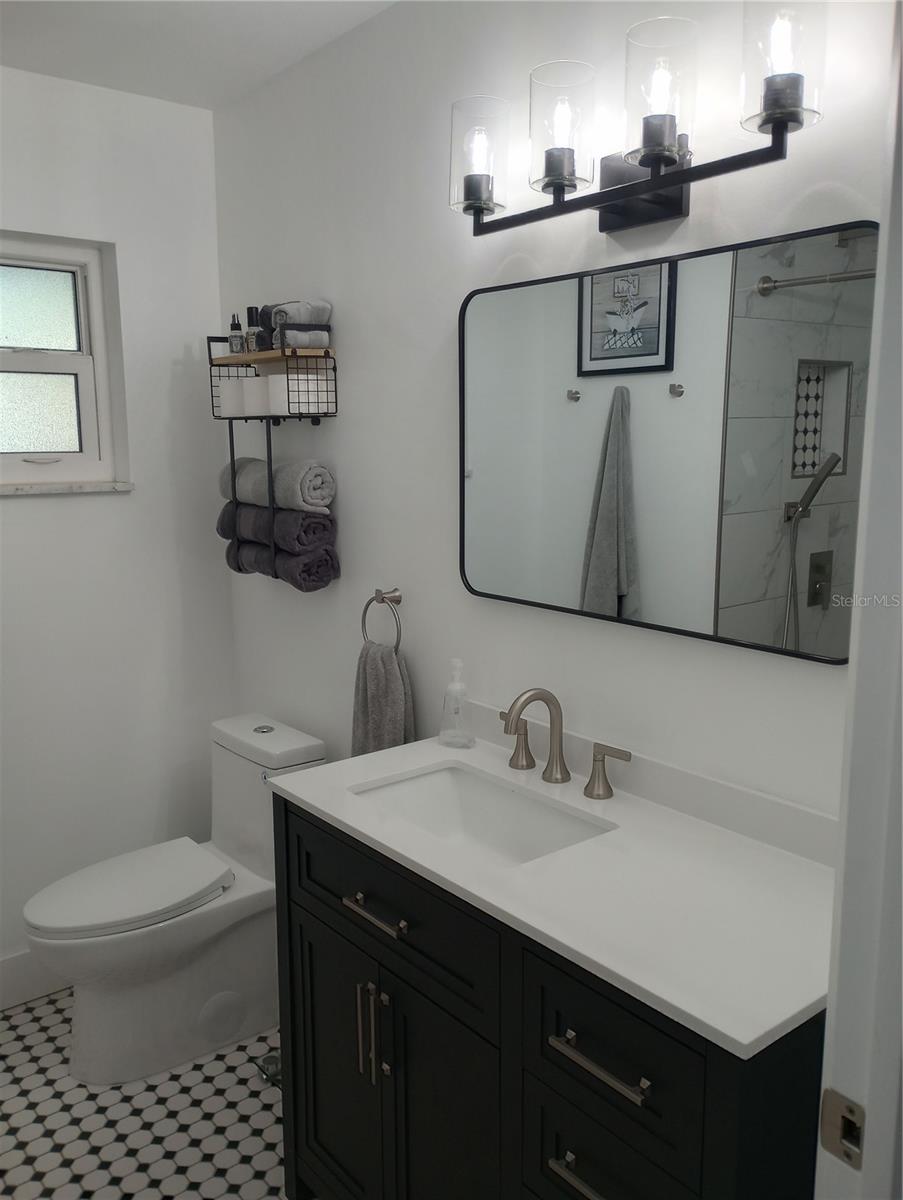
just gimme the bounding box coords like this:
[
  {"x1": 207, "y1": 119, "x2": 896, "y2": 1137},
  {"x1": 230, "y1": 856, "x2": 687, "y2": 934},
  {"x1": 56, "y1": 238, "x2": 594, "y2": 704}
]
[{"x1": 0, "y1": 1, "x2": 393, "y2": 108}]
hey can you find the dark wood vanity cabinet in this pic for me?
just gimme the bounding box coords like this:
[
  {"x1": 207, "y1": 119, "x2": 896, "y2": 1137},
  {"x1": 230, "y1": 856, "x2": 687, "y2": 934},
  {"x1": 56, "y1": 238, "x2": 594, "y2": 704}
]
[{"x1": 275, "y1": 801, "x2": 825, "y2": 1200}]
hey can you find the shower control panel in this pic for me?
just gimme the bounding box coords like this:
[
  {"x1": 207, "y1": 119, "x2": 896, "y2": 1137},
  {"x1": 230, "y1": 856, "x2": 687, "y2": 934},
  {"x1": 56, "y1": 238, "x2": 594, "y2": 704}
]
[{"x1": 808, "y1": 550, "x2": 834, "y2": 610}]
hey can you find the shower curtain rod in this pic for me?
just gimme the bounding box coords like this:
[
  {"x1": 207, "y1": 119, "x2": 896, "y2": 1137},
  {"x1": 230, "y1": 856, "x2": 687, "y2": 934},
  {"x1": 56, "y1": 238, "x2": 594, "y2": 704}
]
[{"x1": 757, "y1": 268, "x2": 876, "y2": 296}]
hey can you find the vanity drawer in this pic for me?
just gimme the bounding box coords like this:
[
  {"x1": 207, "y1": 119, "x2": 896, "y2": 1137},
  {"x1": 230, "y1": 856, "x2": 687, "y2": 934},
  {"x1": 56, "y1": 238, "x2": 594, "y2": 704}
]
[
  {"x1": 523, "y1": 1075, "x2": 697, "y2": 1200},
  {"x1": 287, "y1": 811, "x2": 500, "y2": 1039},
  {"x1": 524, "y1": 952, "x2": 704, "y2": 1191}
]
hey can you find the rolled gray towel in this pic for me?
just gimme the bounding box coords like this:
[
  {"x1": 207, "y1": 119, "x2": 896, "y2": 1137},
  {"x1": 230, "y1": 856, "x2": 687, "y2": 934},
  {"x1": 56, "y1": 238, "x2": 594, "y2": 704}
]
[
  {"x1": 216, "y1": 502, "x2": 336, "y2": 554},
  {"x1": 272, "y1": 328, "x2": 331, "y2": 350},
  {"x1": 218, "y1": 457, "x2": 336, "y2": 513},
  {"x1": 225, "y1": 538, "x2": 340, "y2": 592},
  {"x1": 275, "y1": 545, "x2": 340, "y2": 592},
  {"x1": 225, "y1": 539, "x2": 257, "y2": 575}
]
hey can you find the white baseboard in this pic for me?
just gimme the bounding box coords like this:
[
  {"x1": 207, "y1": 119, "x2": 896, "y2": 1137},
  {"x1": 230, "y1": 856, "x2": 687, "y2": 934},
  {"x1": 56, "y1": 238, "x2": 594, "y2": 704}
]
[{"x1": 0, "y1": 948, "x2": 68, "y2": 1010}]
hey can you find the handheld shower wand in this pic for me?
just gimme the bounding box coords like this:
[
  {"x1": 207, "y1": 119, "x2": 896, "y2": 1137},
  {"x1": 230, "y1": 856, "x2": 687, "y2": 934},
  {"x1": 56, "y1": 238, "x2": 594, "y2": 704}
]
[{"x1": 781, "y1": 452, "x2": 842, "y2": 651}]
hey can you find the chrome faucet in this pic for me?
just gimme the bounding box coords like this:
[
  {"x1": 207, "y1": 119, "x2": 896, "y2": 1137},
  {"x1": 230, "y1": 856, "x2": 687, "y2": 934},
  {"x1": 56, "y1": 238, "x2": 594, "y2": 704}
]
[{"x1": 501, "y1": 689, "x2": 571, "y2": 784}]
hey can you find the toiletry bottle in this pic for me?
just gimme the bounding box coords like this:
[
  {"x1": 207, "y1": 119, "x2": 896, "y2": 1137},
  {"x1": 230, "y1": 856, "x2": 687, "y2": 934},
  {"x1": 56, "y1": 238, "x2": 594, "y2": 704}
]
[
  {"x1": 228, "y1": 314, "x2": 244, "y2": 354},
  {"x1": 246, "y1": 307, "x2": 263, "y2": 353},
  {"x1": 438, "y1": 659, "x2": 476, "y2": 748}
]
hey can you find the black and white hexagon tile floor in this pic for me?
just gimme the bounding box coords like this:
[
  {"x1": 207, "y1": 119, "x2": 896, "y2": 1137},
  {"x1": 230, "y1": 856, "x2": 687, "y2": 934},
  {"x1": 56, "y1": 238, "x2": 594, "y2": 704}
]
[{"x1": 0, "y1": 989, "x2": 288, "y2": 1199}]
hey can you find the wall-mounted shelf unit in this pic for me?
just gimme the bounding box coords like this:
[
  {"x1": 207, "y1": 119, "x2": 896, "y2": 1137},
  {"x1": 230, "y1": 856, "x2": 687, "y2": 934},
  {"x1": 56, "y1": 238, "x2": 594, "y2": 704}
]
[
  {"x1": 207, "y1": 337, "x2": 338, "y2": 426},
  {"x1": 208, "y1": 334, "x2": 338, "y2": 581}
]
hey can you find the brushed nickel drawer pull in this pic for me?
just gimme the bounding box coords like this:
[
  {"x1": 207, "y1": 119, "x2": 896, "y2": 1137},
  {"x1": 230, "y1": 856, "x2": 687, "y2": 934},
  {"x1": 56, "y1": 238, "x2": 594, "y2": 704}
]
[
  {"x1": 548, "y1": 1029, "x2": 652, "y2": 1108},
  {"x1": 355, "y1": 983, "x2": 365, "y2": 1075},
  {"x1": 548, "y1": 1151, "x2": 608, "y2": 1200},
  {"x1": 367, "y1": 982, "x2": 378, "y2": 1086},
  {"x1": 342, "y1": 891, "x2": 410, "y2": 940}
]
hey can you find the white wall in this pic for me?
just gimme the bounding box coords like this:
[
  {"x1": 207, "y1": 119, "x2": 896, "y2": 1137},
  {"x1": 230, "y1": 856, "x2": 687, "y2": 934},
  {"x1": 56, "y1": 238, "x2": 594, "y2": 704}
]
[
  {"x1": 213, "y1": 1, "x2": 895, "y2": 814},
  {"x1": 464, "y1": 253, "x2": 729, "y2": 629},
  {"x1": 0, "y1": 68, "x2": 235, "y2": 1002}
]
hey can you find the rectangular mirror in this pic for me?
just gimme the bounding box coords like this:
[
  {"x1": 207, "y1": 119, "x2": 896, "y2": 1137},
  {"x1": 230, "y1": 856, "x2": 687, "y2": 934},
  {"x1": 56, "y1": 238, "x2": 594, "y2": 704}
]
[{"x1": 460, "y1": 222, "x2": 878, "y2": 663}]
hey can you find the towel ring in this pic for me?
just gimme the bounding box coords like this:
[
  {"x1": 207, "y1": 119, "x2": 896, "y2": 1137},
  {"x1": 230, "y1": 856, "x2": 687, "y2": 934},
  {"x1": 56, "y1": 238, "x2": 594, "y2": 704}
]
[{"x1": 361, "y1": 588, "x2": 403, "y2": 653}]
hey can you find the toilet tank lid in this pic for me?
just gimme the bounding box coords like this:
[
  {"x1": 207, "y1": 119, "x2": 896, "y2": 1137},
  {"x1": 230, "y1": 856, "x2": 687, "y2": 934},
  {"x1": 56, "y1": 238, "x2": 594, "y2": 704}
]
[{"x1": 211, "y1": 713, "x2": 325, "y2": 770}]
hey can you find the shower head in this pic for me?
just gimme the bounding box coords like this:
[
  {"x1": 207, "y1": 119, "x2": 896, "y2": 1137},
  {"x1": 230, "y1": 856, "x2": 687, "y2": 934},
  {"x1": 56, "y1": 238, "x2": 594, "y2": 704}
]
[{"x1": 797, "y1": 452, "x2": 842, "y2": 516}]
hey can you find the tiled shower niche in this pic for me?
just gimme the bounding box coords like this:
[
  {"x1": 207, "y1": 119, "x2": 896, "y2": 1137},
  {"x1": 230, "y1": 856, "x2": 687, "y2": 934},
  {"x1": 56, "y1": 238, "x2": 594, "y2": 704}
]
[
  {"x1": 717, "y1": 229, "x2": 877, "y2": 659},
  {"x1": 793, "y1": 360, "x2": 852, "y2": 478}
]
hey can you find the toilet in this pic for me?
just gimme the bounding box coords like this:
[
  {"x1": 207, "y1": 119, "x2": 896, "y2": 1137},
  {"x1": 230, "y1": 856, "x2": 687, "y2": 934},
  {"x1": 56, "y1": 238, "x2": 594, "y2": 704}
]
[{"x1": 23, "y1": 714, "x2": 324, "y2": 1085}]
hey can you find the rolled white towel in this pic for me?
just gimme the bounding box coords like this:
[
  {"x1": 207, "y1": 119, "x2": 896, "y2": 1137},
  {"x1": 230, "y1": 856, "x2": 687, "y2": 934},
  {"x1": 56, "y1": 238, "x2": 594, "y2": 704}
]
[{"x1": 218, "y1": 457, "x2": 336, "y2": 513}]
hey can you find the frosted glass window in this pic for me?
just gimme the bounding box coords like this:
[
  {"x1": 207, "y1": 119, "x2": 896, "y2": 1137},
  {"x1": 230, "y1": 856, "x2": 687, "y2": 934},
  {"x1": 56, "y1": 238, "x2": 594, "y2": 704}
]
[
  {"x1": 0, "y1": 265, "x2": 80, "y2": 350},
  {"x1": 0, "y1": 372, "x2": 81, "y2": 453}
]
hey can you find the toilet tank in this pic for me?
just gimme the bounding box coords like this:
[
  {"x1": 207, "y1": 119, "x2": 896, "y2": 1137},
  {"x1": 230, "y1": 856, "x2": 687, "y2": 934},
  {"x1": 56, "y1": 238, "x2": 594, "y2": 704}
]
[{"x1": 210, "y1": 714, "x2": 325, "y2": 880}]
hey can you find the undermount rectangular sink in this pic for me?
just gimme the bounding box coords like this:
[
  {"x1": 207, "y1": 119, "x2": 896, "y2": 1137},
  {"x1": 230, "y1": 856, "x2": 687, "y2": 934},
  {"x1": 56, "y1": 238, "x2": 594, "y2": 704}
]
[{"x1": 350, "y1": 762, "x2": 615, "y2": 866}]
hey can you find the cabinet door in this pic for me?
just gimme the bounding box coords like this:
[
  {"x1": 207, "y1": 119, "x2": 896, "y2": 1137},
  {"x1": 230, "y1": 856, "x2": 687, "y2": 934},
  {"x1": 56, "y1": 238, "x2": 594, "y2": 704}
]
[
  {"x1": 380, "y1": 971, "x2": 501, "y2": 1200},
  {"x1": 293, "y1": 908, "x2": 384, "y2": 1200}
]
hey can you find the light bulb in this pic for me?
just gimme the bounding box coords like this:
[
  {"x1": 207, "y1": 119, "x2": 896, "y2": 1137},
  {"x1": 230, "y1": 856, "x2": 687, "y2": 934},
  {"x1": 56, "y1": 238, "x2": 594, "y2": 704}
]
[
  {"x1": 769, "y1": 12, "x2": 795, "y2": 74},
  {"x1": 551, "y1": 97, "x2": 575, "y2": 147},
  {"x1": 646, "y1": 57, "x2": 674, "y2": 114},
  {"x1": 464, "y1": 126, "x2": 491, "y2": 175}
]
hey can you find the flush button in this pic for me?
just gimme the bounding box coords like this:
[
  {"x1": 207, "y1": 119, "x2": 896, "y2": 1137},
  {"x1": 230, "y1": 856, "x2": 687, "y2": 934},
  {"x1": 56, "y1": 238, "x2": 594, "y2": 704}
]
[{"x1": 253, "y1": 725, "x2": 275, "y2": 734}]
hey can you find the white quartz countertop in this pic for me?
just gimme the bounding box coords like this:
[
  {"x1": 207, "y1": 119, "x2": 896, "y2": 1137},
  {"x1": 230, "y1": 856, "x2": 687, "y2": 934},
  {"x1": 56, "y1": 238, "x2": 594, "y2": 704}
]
[{"x1": 271, "y1": 737, "x2": 834, "y2": 1059}]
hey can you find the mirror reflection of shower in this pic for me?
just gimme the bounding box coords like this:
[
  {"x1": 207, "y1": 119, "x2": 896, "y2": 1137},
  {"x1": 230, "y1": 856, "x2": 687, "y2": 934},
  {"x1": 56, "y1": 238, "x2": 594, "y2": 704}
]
[
  {"x1": 717, "y1": 225, "x2": 877, "y2": 660},
  {"x1": 782, "y1": 451, "x2": 842, "y2": 651}
]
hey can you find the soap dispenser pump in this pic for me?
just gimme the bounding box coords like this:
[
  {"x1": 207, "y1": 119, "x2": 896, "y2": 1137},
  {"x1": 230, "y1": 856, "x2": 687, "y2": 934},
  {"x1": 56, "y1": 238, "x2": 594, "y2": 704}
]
[{"x1": 438, "y1": 658, "x2": 476, "y2": 748}]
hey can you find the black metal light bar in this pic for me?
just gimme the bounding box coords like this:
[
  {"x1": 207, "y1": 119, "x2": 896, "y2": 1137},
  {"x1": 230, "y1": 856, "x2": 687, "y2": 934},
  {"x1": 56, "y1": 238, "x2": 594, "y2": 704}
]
[{"x1": 471, "y1": 123, "x2": 788, "y2": 236}]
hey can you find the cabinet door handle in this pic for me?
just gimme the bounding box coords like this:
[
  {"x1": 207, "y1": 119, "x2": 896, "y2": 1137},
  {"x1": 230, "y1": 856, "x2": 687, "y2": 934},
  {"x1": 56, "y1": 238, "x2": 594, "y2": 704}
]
[
  {"x1": 367, "y1": 982, "x2": 378, "y2": 1086},
  {"x1": 342, "y1": 891, "x2": 409, "y2": 940},
  {"x1": 548, "y1": 1030, "x2": 652, "y2": 1108},
  {"x1": 354, "y1": 983, "x2": 365, "y2": 1075},
  {"x1": 548, "y1": 1152, "x2": 608, "y2": 1200}
]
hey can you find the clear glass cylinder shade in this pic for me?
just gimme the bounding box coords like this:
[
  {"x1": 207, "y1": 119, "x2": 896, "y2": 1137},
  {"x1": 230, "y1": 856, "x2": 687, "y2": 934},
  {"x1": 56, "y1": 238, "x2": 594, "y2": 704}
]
[
  {"x1": 741, "y1": 4, "x2": 826, "y2": 133},
  {"x1": 449, "y1": 96, "x2": 509, "y2": 214},
  {"x1": 529, "y1": 61, "x2": 595, "y2": 194},
  {"x1": 625, "y1": 17, "x2": 697, "y2": 167}
]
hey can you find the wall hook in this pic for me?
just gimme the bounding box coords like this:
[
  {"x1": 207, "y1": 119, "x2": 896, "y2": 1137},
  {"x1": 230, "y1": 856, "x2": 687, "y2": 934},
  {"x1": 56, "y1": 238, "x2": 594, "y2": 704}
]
[
  {"x1": 567, "y1": 389, "x2": 581, "y2": 402},
  {"x1": 669, "y1": 383, "x2": 685, "y2": 398}
]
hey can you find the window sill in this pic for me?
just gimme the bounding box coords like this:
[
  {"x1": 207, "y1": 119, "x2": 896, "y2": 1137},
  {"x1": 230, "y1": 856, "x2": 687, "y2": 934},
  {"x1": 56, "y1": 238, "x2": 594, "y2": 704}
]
[{"x1": 0, "y1": 480, "x2": 135, "y2": 497}]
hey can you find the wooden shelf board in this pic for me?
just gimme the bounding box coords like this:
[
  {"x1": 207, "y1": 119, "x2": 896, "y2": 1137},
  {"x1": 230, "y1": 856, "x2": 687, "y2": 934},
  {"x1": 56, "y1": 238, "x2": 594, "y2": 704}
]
[{"x1": 210, "y1": 348, "x2": 335, "y2": 366}]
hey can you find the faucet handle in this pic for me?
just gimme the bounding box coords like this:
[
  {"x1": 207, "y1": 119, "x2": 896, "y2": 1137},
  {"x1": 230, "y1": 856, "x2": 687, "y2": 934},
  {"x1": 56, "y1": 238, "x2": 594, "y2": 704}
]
[
  {"x1": 584, "y1": 742, "x2": 632, "y2": 800},
  {"x1": 499, "y1": 710, "x2": 536, "y2": 771}
]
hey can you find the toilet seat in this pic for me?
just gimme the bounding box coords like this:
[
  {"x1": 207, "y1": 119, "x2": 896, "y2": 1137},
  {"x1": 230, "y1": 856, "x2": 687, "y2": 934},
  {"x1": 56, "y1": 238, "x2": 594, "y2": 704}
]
[{"x1": 24, "y1": 837, "x2": 235, "y2": 940}]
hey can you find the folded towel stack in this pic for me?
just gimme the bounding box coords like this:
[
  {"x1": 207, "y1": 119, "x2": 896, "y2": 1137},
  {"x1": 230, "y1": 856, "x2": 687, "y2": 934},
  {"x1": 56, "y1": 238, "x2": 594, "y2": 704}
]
[
  {"x1": 257, "y1": 300, "x2": 333, "y2": 351},
  {"x1": 218, "y1": 457, "x2": 339, "y2": 592}
]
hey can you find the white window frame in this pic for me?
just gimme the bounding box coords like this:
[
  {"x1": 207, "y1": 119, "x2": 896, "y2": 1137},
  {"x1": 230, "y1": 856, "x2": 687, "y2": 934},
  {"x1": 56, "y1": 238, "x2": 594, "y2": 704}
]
[{"x1": 0, "y1": 233, "x2": 131, "y2": 495}]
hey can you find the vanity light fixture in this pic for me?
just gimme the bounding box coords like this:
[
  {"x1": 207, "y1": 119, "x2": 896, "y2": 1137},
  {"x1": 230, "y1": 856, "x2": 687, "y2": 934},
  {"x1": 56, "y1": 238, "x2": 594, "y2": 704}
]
[
  {"x1": 449, "y1": 3, "x2": 825, "y2": 236},
  {"x1": 624, "y1": 17, "x2": 697, "y2": 170},
  {"x1": 740, "y1": 4, "x2": 825, "y2": 134},
  {"x1": 529, "y1": 61, "x2": 595, "y2": 194},
  {"x1": 449, "y1": 95, "x2": 509, "y2": 215}
]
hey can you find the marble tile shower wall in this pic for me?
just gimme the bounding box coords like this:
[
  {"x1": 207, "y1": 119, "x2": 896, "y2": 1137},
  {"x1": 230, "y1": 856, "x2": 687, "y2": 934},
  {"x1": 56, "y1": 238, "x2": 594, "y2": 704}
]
[{"x1": 718, "y1": 232, "x2": 877, "y2": 657}]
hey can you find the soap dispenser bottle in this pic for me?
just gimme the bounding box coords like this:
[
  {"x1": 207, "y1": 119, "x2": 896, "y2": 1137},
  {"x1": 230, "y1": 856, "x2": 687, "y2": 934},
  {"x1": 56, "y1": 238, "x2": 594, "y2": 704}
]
[{"x1": 438, "y1": 659, "x2": 476, "y2": 748}]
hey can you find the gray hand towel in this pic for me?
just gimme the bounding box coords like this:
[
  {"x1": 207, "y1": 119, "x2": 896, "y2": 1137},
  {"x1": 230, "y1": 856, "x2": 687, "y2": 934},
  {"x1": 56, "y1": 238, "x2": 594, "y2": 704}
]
[
  {"x1": 352, "y1": 643, "x2": 416, "y2": 756},
  {"x1": 580, "y1": 386, "x2": 640, "y2": 619},
  {"x1": 218, "y1": 457, "x2": 336, "y2": 513}
]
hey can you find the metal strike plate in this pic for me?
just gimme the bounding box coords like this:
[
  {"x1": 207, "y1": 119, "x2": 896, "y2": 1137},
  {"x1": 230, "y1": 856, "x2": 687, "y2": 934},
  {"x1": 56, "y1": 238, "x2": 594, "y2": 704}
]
[{"x1": 820, "y1": 1088, "x2": 865, "y2": 1169}]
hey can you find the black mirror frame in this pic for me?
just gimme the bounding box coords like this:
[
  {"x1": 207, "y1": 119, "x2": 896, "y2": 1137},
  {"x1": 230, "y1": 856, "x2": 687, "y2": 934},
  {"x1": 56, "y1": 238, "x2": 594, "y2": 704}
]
[{"x1": 458, "y1": 219, "x2": 880, "y2": 665}]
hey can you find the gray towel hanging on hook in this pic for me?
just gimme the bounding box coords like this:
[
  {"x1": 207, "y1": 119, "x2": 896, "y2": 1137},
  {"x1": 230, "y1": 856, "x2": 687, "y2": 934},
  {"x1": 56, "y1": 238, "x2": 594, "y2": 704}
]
[{"x1": 580, "y1": 386, "x2": 640, "y2": 620}]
